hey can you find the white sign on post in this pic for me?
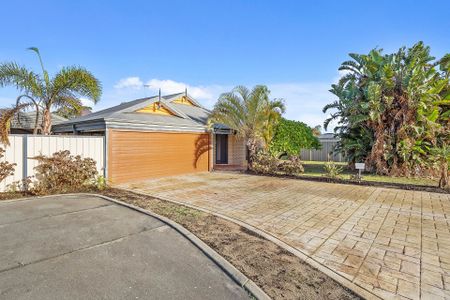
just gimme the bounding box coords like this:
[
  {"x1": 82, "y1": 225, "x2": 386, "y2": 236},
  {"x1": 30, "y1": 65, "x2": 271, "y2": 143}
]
[
  {"x1": 355, "y1": 163, "x2": 365, "y2": 170},
  {"x1": 355, "y1": 162, "x2": 365, "y2": 180}
]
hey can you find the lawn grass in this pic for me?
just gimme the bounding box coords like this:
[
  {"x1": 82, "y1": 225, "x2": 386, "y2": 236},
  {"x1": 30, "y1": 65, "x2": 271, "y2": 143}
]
[{"x1": 301, "y1": 161, "x2": 438, "y2": 187}]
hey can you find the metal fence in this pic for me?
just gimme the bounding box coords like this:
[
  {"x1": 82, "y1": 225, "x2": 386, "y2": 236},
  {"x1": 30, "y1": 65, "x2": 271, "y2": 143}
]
[
  {"x1": 1, "y1": 135, "x2": 105, "y2": 192},
  {"x1": 300, "y1": 139, "x2": 345, "y2": 162}
]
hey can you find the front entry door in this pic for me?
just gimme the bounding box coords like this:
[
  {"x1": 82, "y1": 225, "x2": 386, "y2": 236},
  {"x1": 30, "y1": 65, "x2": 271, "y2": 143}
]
[{"x1": 215, "y1": 134, "x2": 228, "y2": 164}]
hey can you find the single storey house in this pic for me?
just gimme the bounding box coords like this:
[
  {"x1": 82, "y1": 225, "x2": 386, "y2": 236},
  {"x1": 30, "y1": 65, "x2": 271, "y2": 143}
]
[
  {"x1": 52, "y1": 92, "x2": 247, "y2": 184},
  {"x1": 0, "y1": 109, "x2": 67, "y2": 134}
]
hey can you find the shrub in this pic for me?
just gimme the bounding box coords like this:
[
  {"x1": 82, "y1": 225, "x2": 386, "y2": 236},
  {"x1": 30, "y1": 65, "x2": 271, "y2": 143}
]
[
  {"x1": 251, "y1": 151, "x2": 279, "y2": 174},
  {"x1": 31, "y1": 150, "x2": 98, "y2": 195},
  {"x1": 0, "y1": 147, "x2": 15, "y2": 184},
  {"x1": 251, "y1": 151, "x2": 304, "y2": 175},
  {"x1": 323, "y1": 160, "x2": 344, "y2": 179},
  {"x1": 94, "y1": 175, "x2": 108, "y2": 191},
  {"x1": 278, "y1": 156, "x2": 304, "y2": 175},
  {"x1": 7, "y1": 177, "x2": 32, "y2": 193},
  {"x1": 269, "y1": 118, "x2": 321, "y2": 157}
]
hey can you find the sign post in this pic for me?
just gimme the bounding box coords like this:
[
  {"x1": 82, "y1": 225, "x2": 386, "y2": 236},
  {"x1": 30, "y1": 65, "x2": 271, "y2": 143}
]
[{"x1": 355, "y1": 163, "x2": 365, "y2": 181}]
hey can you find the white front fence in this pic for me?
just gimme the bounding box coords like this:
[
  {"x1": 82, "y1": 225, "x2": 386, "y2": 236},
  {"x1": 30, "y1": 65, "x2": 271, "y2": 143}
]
[{"x1": 1, "y1": 135, "x2": 105, "y2": 192}]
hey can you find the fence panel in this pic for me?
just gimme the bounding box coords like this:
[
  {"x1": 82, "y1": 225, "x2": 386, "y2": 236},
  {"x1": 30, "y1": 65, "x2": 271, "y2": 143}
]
[
  {"x1": 1, "y1": 136, "x2": 24, "y2": 191},
  {"x1": 300, "y1": 139, "x2": 344, "y2": 162},
  {"x1": 1, "y1": 135, "x2": 104, "y2": 192}
]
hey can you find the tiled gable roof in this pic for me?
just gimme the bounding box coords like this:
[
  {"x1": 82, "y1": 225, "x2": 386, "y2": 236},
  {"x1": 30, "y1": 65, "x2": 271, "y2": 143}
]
[
  {"x1": 0, "y1": 109, "x2": 67, "y2": 129},
  {"x1": 55, "y1": 92, "x2": 210, "y2": 129}
]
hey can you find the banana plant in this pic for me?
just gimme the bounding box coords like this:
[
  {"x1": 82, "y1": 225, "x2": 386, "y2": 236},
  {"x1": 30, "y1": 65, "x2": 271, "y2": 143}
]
[{"x1": 323, "y1": 41, "x2": 450, "y2": 182}]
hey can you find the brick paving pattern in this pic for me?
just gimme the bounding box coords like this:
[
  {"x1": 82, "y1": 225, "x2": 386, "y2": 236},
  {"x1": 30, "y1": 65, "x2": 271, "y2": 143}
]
[{"x1": 121, "y1": 172, "x2": 450, "y2": 300}]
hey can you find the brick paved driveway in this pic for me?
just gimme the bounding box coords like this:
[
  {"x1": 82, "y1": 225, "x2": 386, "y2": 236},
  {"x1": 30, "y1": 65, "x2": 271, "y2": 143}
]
[{"x1": 121, "y1": 172, "x2": 450, "y2": 300}]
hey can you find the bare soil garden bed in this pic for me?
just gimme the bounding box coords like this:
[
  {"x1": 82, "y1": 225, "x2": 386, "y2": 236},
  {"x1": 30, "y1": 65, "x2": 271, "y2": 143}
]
[{"x1": 101, "y1": 188, "x2": 360, "y2": 300}]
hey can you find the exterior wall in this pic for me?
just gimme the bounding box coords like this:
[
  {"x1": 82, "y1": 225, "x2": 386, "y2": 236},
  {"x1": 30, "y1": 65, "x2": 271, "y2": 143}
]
[
  {"x1": 228, "y1": 135, "x2": 246, "y2": 166},
  {"x1": 1, "y1": 135, "x2": 105, "y2": 192},
  {"x1": 209, "y1": 132, "x2": 214, "y2": 171},
  {"x1": 212, "y1": 134, "x2": 247, "y2": 169},
  {"x1": 108, "y1": 129, "x2": 210, "y2": 184}
]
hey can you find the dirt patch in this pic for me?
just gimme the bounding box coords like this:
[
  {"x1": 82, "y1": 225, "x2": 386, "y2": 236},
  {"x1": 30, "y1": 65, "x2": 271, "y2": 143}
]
[{"x1": 101, "y1": 188, "x2": 361, "y2": 300}]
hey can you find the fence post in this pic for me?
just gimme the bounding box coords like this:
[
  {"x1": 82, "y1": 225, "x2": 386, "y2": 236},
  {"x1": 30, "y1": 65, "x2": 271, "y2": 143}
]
[
  {"x1": 103, "y1": 135, "x2": 107, "y2": 178},
  {"x1": 22, "y1": 135, "x2": 28, "y2": 180}
]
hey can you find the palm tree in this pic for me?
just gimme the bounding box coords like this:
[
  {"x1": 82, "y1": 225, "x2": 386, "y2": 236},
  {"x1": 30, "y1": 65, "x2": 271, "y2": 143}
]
[
  {"x1": 208, "y1": 85, "x2": 285, "y2": 167},
  {"x1": 55, "y1": 102, "x2": 92, "y2": 119},
  {"x1": 0, "y1": 47, "x2": 101, "y2": 144}
]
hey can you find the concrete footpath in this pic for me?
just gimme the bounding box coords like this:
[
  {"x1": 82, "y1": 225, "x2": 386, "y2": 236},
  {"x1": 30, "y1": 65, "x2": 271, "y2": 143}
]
[{"x1": 0, "y1": 195, "x2": 249, "y2": 300}]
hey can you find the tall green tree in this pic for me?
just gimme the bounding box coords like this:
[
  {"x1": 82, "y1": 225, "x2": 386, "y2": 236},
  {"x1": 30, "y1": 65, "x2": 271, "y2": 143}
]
[
  {"x1": 269, "y1": 118, "x2": 321, "y2": 158},
  {"x1": 323, "y1": 42, "x2": 450, "y2": 186},
  {"x1": 0, "y1": 47, "x2": 102, "y2": 144},
  {"x1": 208, "y1": 85, "x2": 285, "y2": 166}
]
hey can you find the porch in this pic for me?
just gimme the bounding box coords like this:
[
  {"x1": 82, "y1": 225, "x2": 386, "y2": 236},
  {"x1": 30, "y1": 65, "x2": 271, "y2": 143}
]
[{"x1": 212, "y1": 132, "x2": 247, "y2": 171}]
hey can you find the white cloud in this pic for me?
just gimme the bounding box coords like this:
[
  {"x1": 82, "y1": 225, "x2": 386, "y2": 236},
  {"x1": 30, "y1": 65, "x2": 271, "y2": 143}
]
[
  {"x1": 332, "y1": 69, "x2": 351, "y2": 83},
  {"x1": 144, "y1": 79, "x2": 229, "y2": 108},
  {"x1": 145, "y1": 79, "x2": 209, "y2": 99},
  {"x1": 110, "y1": 77, "x2": 230, "y2": 108},
  {"x1": 114, "y1": 76, "x2": 143, "y2": 89},
  {"x1": 79, "y1": 97, "x2": 94, "y2": 107}
]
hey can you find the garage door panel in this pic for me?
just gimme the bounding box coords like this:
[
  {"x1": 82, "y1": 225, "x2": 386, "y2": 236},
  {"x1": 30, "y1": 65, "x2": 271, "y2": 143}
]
[{"x1": 109, "y1": 130, "x2": 210, "y2": 184}]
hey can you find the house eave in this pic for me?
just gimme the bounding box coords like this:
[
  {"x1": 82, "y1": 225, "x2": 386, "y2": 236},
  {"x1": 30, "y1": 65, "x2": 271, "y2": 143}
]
[
  {"x1": 52, "y1": 119, "x2": 106, "y2": 133},
  {"x1": 104, "y1": 120, "x2": 208, "y2": 133}
]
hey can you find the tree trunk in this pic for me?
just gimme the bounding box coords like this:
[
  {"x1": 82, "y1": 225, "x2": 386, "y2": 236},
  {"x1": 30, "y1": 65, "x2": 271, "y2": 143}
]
[
  {"x1": 33, "y1": 108, "x2": 40, "y2": 135},
  {"x1": 247, "y1": 139, "x2": 258, "y2": 170},
  {"x1": 439, "y1": 161, "x2": 449, "y2": 190},
  {"x1": 42, "y1": 109, "x2": 52, "y2": 135},
  {"x1": 369, "y1": 125, "x2": 389, "y2": 175}
]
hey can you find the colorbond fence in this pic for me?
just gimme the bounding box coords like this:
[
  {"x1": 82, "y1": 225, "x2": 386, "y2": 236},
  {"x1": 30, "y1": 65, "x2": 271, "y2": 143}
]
[
  {"x1": 300, "y1": 138, "x2": 345, "y2": 162},
  {"x1": 1, "y1": 135, "x2": 105, "y2": 192}
]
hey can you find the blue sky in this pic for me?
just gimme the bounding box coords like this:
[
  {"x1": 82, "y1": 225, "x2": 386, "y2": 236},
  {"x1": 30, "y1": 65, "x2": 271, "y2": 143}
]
[{"x1": 1, "y1": 0, "x2": 449, "y2": 130}]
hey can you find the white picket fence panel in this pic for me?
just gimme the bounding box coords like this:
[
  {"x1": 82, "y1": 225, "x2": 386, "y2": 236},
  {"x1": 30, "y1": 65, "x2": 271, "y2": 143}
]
[{"x1": 1, "y1": 135, "x2": 105, "y2": 192}]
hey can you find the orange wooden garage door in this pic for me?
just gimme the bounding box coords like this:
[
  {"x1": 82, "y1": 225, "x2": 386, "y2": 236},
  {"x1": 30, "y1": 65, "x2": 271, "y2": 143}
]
[{"x1": 108, "y1": 130, "x2": 210, "y2": 184}]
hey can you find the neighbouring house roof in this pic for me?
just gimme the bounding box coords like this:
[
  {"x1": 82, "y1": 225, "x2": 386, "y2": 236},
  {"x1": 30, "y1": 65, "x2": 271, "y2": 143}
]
[
  {"x1": 0, "y1": 109, "x2": 67, "y2": 130},
  {"x1": 318, "y1": 133, "x2": 338, "y2": 140},
  {"x1": 52, "y1": 92, "x2": 215, "y2": 133}
]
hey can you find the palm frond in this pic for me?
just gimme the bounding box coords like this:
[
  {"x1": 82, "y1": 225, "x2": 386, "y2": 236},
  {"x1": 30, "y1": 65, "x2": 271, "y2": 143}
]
[
  {"x1": 27, "y1": 47, "x2": 50, "y2": 88},
  {"x1": 323, "y1": 100, "x2": 339, "y2": 113},
  {"x1": 209, "y1": 85, "x2": 285, "y2": 147},
  {"x1": 51, "y1": 67, "x2": 102, "y2": 105},
  {"x1": 0, "y1": 62, "x2": 44, "y2": 97},
  {"x1": 0, "y1": 103, "x2": 33, "y2": 145}
]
